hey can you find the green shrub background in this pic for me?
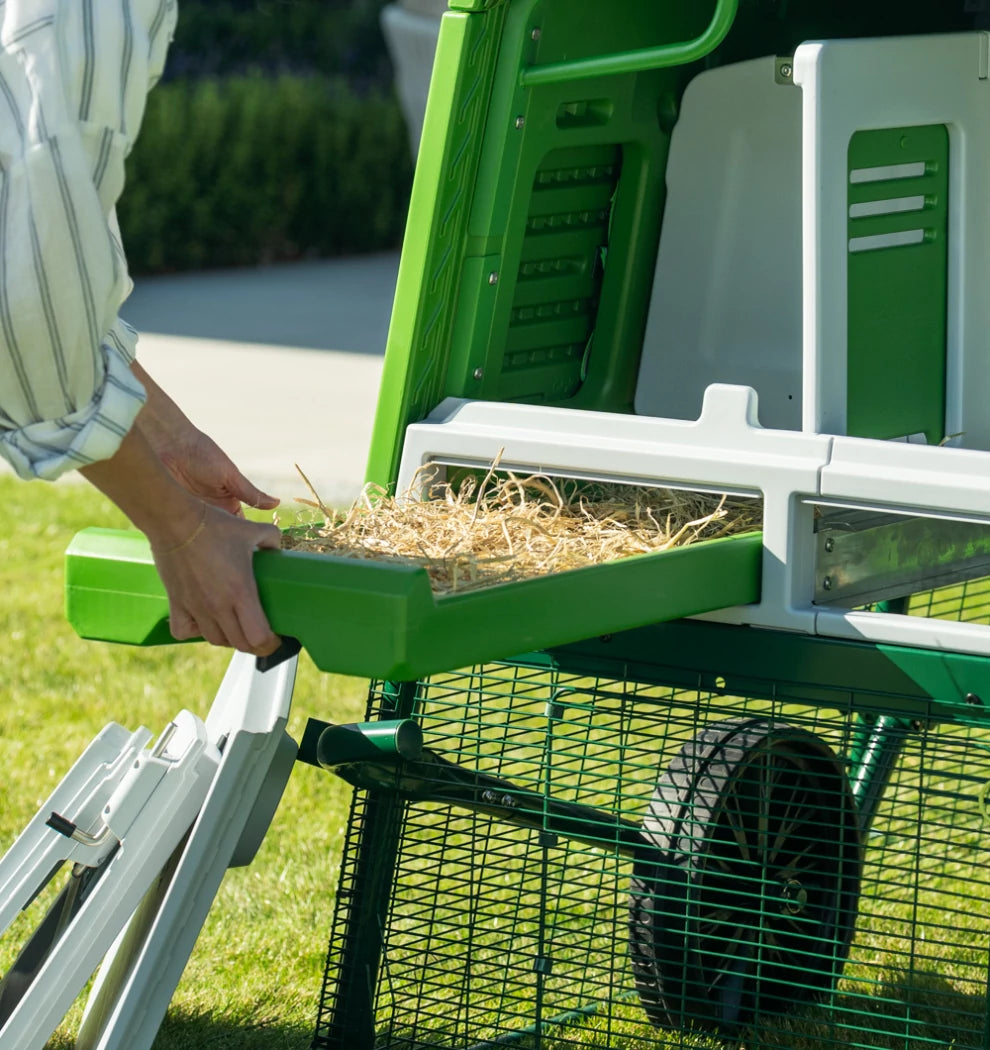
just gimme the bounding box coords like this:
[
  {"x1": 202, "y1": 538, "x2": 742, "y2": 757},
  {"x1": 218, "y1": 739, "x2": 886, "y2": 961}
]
[
  {"x1": 166, "y1": 0, "x2": 394, "y2": 84},
  {"x1": 119, "y1": 0, "x2": 414, "y2": 273}
]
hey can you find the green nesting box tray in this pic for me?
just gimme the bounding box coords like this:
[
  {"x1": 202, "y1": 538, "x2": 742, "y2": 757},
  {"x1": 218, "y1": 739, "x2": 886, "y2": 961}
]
[{"x1": 65, "y1": 527, "x2": 762, "y2": 680}]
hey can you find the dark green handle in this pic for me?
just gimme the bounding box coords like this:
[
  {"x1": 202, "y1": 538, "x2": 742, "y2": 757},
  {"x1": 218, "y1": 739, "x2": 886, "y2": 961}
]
[{"x1": 316, "y1": 720, "x2": 425, "y2": 768}]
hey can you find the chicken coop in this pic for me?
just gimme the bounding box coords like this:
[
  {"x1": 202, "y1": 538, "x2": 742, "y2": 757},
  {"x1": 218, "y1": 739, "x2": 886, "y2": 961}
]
[{"x1": 6, "y1": 1, "x2": 990, "y2": 1049}]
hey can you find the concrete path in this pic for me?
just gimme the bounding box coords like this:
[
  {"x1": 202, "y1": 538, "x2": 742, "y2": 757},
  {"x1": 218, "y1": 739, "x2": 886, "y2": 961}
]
[
  {"x1": 4, "y1": 252, "x2": 401, "y2": 507},
  {"x1": 125, "y1": 252, "x2": 400, "y2": 507},
  {"x1": 123, "y1": 253, "x2": 399, "y2": 355}
]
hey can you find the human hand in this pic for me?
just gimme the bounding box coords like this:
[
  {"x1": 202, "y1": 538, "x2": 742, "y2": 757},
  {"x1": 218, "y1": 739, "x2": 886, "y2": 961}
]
[
  {"x1": 81, "y1": 421, "x2": 283, "y2": 656},
  {"x1": 151, "y1": 503, "x2": 282, "y2": 654},
  {"x1": 158, "y1": 427, "x2": 279, "y2": 517},
  {"x1": 129, "y1": 360, "x2": 279, "y2": 516}
]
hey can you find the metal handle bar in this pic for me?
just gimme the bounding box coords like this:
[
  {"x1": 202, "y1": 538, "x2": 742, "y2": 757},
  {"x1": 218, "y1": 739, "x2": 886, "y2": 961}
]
[{"x1": 519, "y1": 0, "x2": 739, "y2": 88}]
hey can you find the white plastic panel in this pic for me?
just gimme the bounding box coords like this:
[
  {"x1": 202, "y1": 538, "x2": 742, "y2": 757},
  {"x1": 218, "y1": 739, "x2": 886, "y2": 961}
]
[
  {"x1": 636, "y1": 57, "x2": 803, "y2": 431},
  {"x1": 821, "y1": 433, "x2": 990, "y2": 519},
  {"x1": 794, "y1": 32, "x2": 990, "y2": 447},
  {"x1": 380, "y1": 3, "x2": 443, "y2": 154}
]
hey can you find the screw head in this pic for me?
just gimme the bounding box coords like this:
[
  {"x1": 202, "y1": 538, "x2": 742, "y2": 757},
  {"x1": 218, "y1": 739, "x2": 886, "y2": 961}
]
[
  {"x1": 822, "y1": 576, "x2": 833, "y2": 591},
  {"x1": 779, "y1": 62, "x2": 793, "y2": 78},
  {"x1": 824, "y1": 537, "x2": 835, "y2": 553},
  {"x1": 514, "y1": 115, "x2": 526, "y2": 130},
  {"x1": 531, "y1": 27, "x2": 541, "y2": 40},
  {"x1": 473, "y1": 367, "x2": 484, "y2": 381},
  {"x1": 488, "y1": 271, "x2": 499, "y2": 285}
]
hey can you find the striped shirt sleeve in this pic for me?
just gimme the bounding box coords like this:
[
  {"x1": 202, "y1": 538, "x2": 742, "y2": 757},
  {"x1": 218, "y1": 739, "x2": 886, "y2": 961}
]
[{"x1": 0, "y1": 0, "x2": 177, "y2": 480}]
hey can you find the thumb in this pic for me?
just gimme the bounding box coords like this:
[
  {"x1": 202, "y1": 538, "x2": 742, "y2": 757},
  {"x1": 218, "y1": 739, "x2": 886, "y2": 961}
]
[
  {"x1": 240, "y1": 475, "x2": 280, "y2": 511},
  {"x1": 225, "y1": 463, "x2": 280, "y2": 511},
  {"x1": 252, "y1": 521, "x2": 283, "y2": 551}
]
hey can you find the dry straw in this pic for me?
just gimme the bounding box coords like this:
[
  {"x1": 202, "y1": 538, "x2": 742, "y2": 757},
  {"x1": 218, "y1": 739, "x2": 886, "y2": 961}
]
[{"x1": 284, "y1": 459, "x2": 760, "y2": 596}]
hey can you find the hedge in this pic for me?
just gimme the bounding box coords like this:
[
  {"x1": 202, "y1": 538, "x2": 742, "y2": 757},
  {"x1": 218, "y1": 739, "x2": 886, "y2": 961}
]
[
  {"x1": 119, "y1": 73, "x2": 414, "y2": 273},
  {"x1": 166, "y1": 0, "x2": 393, "y2": 86}
]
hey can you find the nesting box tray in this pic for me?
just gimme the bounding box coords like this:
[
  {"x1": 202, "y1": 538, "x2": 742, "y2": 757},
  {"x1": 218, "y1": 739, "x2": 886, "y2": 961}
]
[{"x1": 65, "y1": 528, "x2": 762, "y2": 680}]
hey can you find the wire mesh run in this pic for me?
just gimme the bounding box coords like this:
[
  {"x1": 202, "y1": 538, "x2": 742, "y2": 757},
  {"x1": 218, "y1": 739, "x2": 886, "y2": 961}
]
[
  {"x1": 908, "y1": 577, "x2": 990, "y2": 625},
  {"x1": 314, "y1": 661, "x2": 990, "y2": 1050}
]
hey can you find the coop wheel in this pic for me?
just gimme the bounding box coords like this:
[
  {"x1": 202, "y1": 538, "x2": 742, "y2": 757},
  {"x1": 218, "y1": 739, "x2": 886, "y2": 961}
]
[{"x1": 628, "y1": 717, "x2": 862, "y2": 1033}]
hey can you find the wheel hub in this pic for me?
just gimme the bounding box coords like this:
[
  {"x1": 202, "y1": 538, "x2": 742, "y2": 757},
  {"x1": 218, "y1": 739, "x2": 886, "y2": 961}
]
[{"x1": 780, "y1": 876, "x2": 808, "y2": 915}]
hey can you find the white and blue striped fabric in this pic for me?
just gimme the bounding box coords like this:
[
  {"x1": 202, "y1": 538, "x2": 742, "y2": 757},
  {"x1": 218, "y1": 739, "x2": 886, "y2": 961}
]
[{"x1": 0, "y1": 0, "x2": 177, "y2": 480}]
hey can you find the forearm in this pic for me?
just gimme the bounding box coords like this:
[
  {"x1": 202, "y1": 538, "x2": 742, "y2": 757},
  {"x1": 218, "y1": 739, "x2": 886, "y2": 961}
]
[
  {"x1": 129, "y1": 360, "x2": 197, "y2": 458},
  {"x1": 79, "y1": 423, "x2": 203, "y2": 550}
]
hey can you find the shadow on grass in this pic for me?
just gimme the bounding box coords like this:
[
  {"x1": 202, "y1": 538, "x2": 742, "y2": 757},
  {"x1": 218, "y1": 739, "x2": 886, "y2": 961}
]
[
  {"x1": 747, "y1": 969, "x2": 987, "y2": 1050},
  {"x1": 94, "y1": 970, "x2": 980, "y2": 1050},
  {"x1": 155, "y1": 1010, "x2": 315, "y2": 1050},
  {"x1": 46, "y1": 1011, "x2": 315, "y2": 1050}
]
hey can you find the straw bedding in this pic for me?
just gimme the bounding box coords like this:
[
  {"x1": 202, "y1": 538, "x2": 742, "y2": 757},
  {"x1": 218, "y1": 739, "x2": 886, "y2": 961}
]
[{"x1": 283, "y1": 462, "x2": 760, "y2": 596}]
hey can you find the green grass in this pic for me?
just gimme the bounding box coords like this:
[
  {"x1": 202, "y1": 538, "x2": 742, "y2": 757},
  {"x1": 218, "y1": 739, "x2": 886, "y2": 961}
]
[{"x1": 0, "y1": 475, "x2": 367, "y2": 1048}]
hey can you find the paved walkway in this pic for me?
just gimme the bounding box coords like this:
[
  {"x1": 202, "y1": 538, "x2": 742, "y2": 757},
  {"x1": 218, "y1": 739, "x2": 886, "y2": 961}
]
[
  {"x1": 126, "y1": 252, "x2": 400, "y2": 506},
  {"x1": 7, "y1": 253, "x2": 401, "y2": 507}
]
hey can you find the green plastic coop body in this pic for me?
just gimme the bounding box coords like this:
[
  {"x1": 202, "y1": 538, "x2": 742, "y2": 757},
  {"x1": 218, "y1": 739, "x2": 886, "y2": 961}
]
[{"x1": 64, "y1": 0, "x2": 990, "y2": 1048}]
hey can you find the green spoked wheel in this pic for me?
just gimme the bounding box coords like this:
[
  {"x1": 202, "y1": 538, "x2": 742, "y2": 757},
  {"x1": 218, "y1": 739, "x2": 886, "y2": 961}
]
[{"x1": 628, "y1": 718, "x2": 863, "y2": 1033}]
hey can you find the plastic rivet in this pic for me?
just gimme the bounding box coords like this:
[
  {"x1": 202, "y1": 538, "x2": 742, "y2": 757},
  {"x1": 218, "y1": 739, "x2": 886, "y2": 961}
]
[
  {"x1": 514, "y1": 115, "x2": 526, "y2": 130},
  {"x1": 488, "y1": 271, "x2": 499, "y2": 285},
  {"x1": 473, "y1": 367, "x2": 484, "y2": 381},
  {"x1": 531, "y1": 27, "x2": 541, "y2": 40}
]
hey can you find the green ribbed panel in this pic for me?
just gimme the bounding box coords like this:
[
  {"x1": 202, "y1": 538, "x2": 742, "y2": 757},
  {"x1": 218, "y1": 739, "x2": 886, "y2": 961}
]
[
  {"x1": 496, "y1": 145, "x2": 620, "y2": 402},
  {"x1": 846, "y1": 124, "x2": 949, "y2": 443}
]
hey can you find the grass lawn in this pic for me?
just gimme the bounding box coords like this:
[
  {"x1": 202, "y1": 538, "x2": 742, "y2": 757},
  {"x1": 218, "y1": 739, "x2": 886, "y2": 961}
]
[{"x1": 0, "y1": 474, "x2": 368, "y2": 1048}]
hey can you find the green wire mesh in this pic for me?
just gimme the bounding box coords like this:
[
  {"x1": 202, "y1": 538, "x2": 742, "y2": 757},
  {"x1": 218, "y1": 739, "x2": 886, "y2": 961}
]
[
  {"x1": 908, "y1": 577, "x2": 990, "y2": 625},
  {"x1": 313, "y1": 658, "x2": 990, "y2": 1050}
]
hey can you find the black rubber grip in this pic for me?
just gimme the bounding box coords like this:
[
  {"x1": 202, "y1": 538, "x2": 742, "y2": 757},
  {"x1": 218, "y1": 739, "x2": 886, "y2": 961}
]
[
  {"x1": 46, "y1": 812, "x2": 77, "y2": 839},
  {"x1": 256, "y1": 635, "x2": 302, "y2": 673}
]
